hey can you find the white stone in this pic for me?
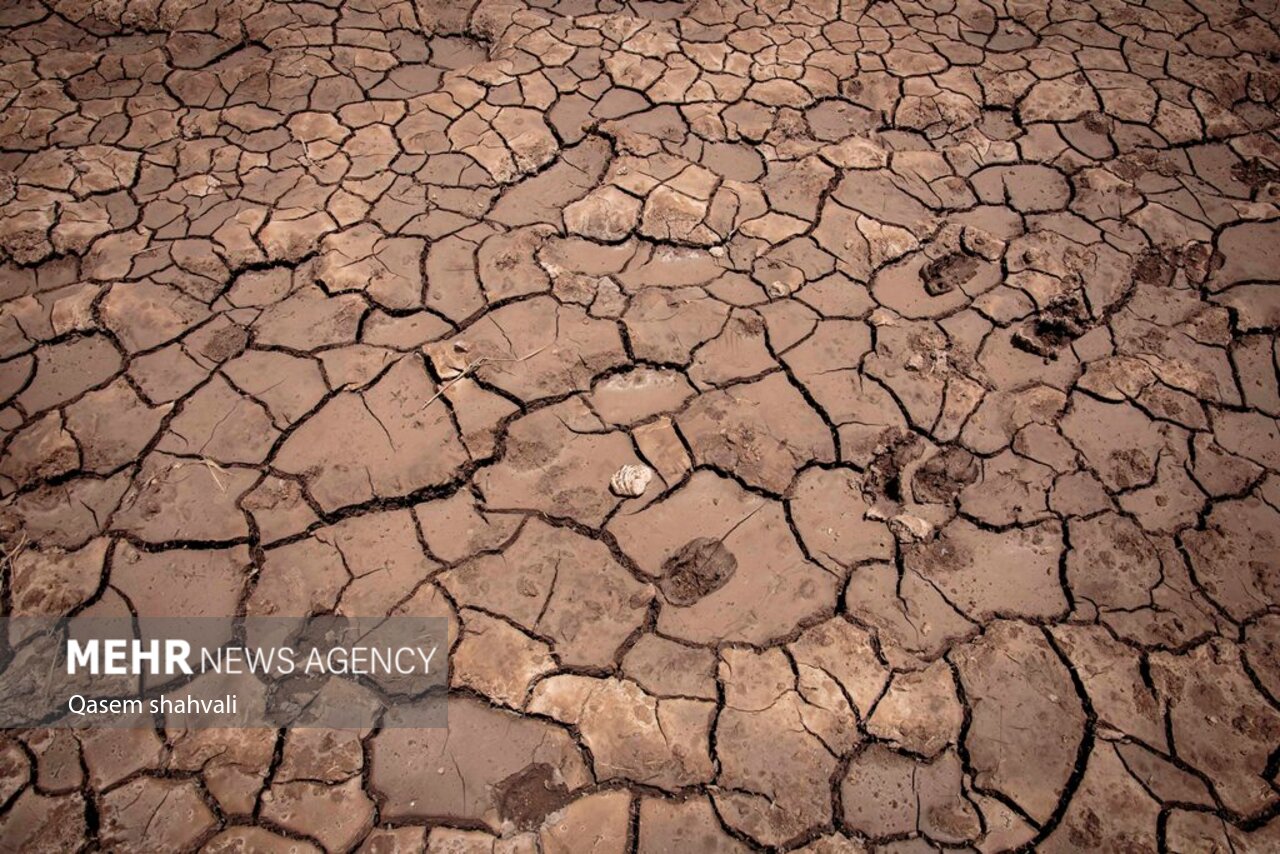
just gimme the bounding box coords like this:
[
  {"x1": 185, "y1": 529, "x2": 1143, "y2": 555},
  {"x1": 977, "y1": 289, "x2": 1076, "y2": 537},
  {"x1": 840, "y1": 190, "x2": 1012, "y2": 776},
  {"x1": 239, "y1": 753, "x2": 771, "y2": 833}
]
[
  {"x1": 889, "y1": 513, "x2": 934, "y2": 542},
  {"x1": 610, "y1": 464, "x2": 654, "y2": 497}
]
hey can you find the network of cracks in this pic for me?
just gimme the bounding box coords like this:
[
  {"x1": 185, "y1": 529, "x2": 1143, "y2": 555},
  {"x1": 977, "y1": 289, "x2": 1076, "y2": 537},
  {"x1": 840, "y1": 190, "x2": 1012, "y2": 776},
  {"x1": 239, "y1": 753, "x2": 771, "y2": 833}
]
[{"x1": 0, "y1": 0, "x2": 1278, "y2": 850}]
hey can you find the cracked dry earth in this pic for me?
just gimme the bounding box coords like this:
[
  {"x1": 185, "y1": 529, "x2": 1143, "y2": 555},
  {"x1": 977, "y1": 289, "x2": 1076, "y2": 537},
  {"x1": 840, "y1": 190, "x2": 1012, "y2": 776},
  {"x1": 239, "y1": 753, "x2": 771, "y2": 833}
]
[{"x1": 1, "y1": 0, "x2": 1280, "y2": 850}]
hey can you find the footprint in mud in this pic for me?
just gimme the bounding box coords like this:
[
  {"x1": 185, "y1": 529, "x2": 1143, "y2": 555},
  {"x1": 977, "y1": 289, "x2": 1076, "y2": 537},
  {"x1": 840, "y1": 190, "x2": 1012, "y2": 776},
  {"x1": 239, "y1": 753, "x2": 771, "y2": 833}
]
[{"x1": 659, "y1": 537, "x2": 738, "y2": 606}]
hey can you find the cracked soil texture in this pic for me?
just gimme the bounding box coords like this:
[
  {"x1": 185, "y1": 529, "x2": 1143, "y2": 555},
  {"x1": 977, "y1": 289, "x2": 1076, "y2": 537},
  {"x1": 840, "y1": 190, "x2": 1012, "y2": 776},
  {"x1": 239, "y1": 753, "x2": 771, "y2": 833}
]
[{"x1": 0, "y1": 0, "x2": 1278, "y2": 850}]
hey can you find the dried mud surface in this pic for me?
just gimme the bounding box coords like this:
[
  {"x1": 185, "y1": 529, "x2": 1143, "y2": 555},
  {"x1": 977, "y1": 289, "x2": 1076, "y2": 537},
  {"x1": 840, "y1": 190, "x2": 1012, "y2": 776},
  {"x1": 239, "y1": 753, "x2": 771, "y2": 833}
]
[{"x1": 0, "y1": 0, "x2": 1279, "y2": 850}]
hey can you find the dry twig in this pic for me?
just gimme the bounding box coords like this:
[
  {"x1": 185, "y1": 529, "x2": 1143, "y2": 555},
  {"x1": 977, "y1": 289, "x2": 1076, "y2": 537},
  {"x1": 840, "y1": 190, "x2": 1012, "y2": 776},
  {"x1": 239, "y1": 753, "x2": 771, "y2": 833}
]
[{"x1": 420, "y1": 345, "x2": 548, "y2": 411}]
